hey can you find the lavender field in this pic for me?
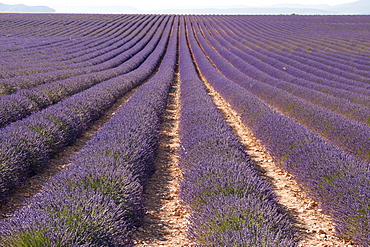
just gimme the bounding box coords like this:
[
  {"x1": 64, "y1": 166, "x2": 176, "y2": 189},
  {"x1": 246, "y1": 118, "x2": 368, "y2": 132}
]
[{"x1": 0, "y1": 13, "x2": 369, "y2": 246}]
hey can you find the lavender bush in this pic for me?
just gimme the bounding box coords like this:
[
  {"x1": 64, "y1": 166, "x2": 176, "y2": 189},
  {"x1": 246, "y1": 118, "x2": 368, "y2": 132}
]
[
  {"x1": 1, "y1": 13, "x2": 369, "y2": 246},
  {"x1": 186, "y1": 15, "x2": 370, "y2": 245},
  {"x1": 178, "y1": 17, "x2": 297, "y2": 246},
  {"x1": 0, "y1": 16, "x2": 178, "y2": 246},
  {"x1": 0, "y1": 16, "x2": 173, "y2": 203},
  {"x1": 0, "y1": 16, "x2": 167, "y2": 128},
  {"x1": 189, "y1": 17, "x2": 370, "y2": 162},
  {"x1": 208, "y1": 16, "x2": 370, "y2": 100},
  {"x1": 0, "y1": 15, "x2": 163, "y2": 96}
]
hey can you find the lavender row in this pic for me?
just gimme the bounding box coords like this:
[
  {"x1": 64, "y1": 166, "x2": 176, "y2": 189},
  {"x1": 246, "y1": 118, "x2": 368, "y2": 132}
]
[
  {"x1": 224, "y1": 16, "x2": 370, "y2": 86},
  {"x1": 1, "y1": 13, "x2": 127, "y2": 39},
  {"x1": 0, "y1": 14, "x2": 118, "y2": 60},
  {"x1": 200, "y1": 17, "x2": 370, "y2": 108},
  {"x1": 2, "y1": 16, "x2": 144, "y2": 67},
  {"x1": 230, "y1": 16, "x2": 370, "y2": 74},
  {"x1": 209, "y1": 16, "x2": 370, "y2": 90},
  {"x1": 0, "y1": 16, "x2": 169, "y2": 128},
  {"x1": 0, "y1": 16, "x2": 173, "y2": 203},
  {"x1": 0, "y1": 16, "x2": 163, "y2": 95},
  {"x1": 0, "y1": 16, "x2": 153, "y2": 83},
  {"x1": 212, "y1": 18, "x2": 370, "y2": 97},
  {"x1": 202, "y1": 17, "x2": 370, "y2": 98},
  {"x1": 0, "y1": 17, "x2": 178, "y2": 246},
  {"x1": 190, "y1": 18, "x2": 370, "y2": 162},
  {"x1": 186, "y1": 16, "x2": 370, "y2": 245},
  {"x1": 0, "y1": 15, "x2": 148, "y2": 78},
  {"x1": 0, "y1": 15, "x2": 135, "y2": 74},
  {"x1": 0, "y1": 36, "x2": 70, "y2": 64},
  {"x1": 2, "y1": 14, "x2": 155, "y2": 85},
  {"x1": 202, "y1": 16, "x2": 370, "y2": 99},
  {"x1": 236, "y1": 16, "x2": 370, "y2": 68},
  {"x1": 178, "y1": 18, "x2": 297, "y2": 246},
  {"x1": 206, "y1": 17, "x2": 370, "y2": 100}
]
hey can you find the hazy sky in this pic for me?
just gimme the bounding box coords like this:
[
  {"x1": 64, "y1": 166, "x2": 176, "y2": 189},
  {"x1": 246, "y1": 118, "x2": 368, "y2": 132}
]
[{"x1": 1, "y1": 0, "x2": 358, "y2": 11}]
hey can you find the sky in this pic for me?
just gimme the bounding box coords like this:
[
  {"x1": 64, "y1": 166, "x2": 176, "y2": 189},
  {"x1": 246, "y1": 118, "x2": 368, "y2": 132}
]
[{"x1": 0, "y1": 0, "x2": 359, "y2": 11}]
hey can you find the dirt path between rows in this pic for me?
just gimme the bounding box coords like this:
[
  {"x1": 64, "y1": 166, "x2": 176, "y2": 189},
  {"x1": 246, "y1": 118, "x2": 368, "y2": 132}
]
[
  {"x1": 130, "y1": 71, "x2": 355, "y2": 246},
  {"x1": 132, "y1": 75, "x2": 193, "y2": 246},
  {"x1": 0, "y1": 88, "x2": 138, "y2": 220},
  {"x1": 203, "y1": 81, "x2": 356, "y2": 247}
]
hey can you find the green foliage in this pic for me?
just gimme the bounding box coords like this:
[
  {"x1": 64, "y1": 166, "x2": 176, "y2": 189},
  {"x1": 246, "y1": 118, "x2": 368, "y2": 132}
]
[
  {"x1": 2, "y1": 229, "x2": 57, "y2": 247},
  {"x1": 0, "y1": 83, "x2": 14, "y2": 95}
]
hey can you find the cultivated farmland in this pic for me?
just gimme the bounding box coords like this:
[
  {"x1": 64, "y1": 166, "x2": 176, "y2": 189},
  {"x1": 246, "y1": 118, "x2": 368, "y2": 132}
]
[{"x1": 0, "y1": 13, "x2": 369, "y2": 246}]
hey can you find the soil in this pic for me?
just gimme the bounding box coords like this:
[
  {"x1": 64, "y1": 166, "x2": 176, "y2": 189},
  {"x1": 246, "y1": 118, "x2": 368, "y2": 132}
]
[
  {"x1": 0, "y1": 88, "x2": 138, "y2": 219},
  {"x1": 203, "y1": 81, "x2": 356, "y2": 247},
  {"x1": 132, "y1": 76, "x2": 193, "y2": 246}
]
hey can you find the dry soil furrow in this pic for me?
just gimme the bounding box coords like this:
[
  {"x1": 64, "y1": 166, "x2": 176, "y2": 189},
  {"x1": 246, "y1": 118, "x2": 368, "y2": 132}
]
[
  {"x1": 132, "y1": 75, "x2": 193, "y2": 247},
  {"x1": 0, "y1": 87, "x2": 139, "y2": 219},
  {"x1": 203, "y1": 81, "x2": 355, "y2": 247}
]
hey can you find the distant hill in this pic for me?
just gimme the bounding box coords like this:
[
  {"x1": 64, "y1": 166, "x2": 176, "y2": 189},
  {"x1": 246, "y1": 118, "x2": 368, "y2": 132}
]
[
  {"x1": 54, "y1": 6, "x2": 139, "y2": 14},
  {"x1": 1, "y1": 0, "x2": 368, "y2": 14},
  {"x1": 0, "y1": 3, "x2": 55, "y2": 13},
  {"x1": 328, "y1": 0, "x2": 370, "y2": 14},
  {"x1": 151, "y1": 0, "x2": 369, "y2": 14},
  {"x1": 151, "y1": 7, "x2": 335, "y2": 14}
]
